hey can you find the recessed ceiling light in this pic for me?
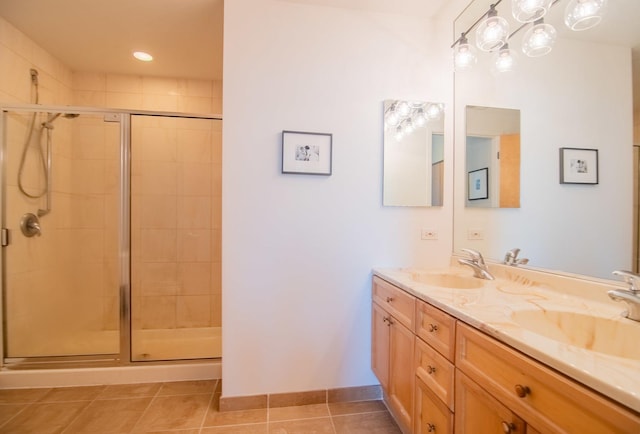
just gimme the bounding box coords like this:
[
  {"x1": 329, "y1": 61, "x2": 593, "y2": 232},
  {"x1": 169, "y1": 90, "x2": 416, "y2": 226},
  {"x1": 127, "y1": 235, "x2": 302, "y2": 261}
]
[{"x1": 133, "y1": 51, "x2": 153, "y2": 62}]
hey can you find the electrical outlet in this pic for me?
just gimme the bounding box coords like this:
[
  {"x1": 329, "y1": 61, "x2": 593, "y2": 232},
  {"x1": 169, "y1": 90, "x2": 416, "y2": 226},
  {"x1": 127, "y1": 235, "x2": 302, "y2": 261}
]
[
  {"x1": 467, "y1": 229, "x2": 484, "y2": 240},
  {"x1": 421, "y1": 229, "x2": 438, "y2": 240}
]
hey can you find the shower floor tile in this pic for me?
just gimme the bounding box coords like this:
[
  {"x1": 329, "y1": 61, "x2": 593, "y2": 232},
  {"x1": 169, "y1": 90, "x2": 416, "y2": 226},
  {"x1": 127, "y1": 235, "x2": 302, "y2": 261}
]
[{"x1": 0, "y1": 380, "x2": 401, "y2": 433}]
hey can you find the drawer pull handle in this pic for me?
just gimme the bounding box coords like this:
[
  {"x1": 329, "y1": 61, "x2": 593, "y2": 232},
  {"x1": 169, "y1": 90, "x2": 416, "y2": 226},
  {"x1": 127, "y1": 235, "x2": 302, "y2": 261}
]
[
  {"x1": 427, "y1": 423, "x2": 436, "y2": 432},
  {"x1": 501, "y1": 421, "x2": 516, "y2": 433},
  {"x1": 428, "y1": 324, "x2": 439, "y2": 332},
  {"x1": 514, "y1": 384, "x2": 530, "y2": 398},
  {"x1": 427, "y1": 365, "x2": 436, "y2": 374},
  {"x1": 386, "y1": 296, "x2": 393, "y2": 303}
]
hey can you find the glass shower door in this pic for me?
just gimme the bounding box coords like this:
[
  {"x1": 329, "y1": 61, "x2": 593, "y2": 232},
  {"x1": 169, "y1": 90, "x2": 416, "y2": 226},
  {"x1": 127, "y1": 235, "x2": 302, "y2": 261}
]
[
  {"x1": 2, "y1": 109, "x2": 122, "y2": 361},
  {"x1": 130, "y1": 114, "x2": 222, "y2": 361}
]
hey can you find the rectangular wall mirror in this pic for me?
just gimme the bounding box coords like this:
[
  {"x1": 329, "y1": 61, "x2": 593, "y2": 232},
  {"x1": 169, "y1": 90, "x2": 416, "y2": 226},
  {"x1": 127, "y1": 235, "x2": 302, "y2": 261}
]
[
  {"x1": 453, "y1": 0, "x2": 638, "y2": 279},
  {"x1": 383, "y1": 100, "x2": 445, "y2": 207},
  {"x1": 465, "y1": 105, "x2": 520, "y2": 208}
]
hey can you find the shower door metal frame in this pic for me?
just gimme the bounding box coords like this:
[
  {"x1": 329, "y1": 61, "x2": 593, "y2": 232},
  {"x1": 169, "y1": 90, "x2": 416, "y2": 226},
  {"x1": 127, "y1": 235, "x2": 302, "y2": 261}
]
[{"x1": 0, "y1": 104, "x2": 222, "y2": 369}]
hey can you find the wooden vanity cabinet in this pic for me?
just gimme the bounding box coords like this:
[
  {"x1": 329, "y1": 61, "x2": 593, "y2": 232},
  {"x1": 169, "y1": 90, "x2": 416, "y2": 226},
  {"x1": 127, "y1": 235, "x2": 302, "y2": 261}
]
[
  {"x1": 372, "y1": 277, "x2": 416, "y2": 433},
  {"x1": 456, "y1": 322, "x2": 640, "y2": 434},
  {"x1": 373, "y1": 275, "x2": 640, "y2": 434}
]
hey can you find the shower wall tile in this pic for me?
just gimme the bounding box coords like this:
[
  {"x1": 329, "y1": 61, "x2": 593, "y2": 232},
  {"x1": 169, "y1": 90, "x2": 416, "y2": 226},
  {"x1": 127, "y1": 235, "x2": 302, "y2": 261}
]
[
  {"x1": 73, "y1": 90, "x2": 107, "y2": 108},
  {"x1": 177, "y1": 295, "x2": 211, "y2": 328},
  {"x1": 139, "y1": 126, "x2": 178, "y2": 162},
  {"x1": 178, "y1": 130, "x2": 212, "y2": 162},
  {"x1": 138, "y1": 161, "x2": 178, "y2": 195},
  {"x1": 142, "y1": 93, "x2": 179, "y2": 112},
  {"x1": 106, "y1": 75, "x2": 142, "y2": 93},
  {"x1": 143, "y1": 77, "x2": 179, "y2": 95},
  {"x1": 177, "y1": 196, "x2": 212, "y2": 229},
  {"x1": 139, "y1": 263, "x2": 179, "y2": 296},
  {"x1": 106, "y1": 92, "x2": 144, "y2": 109},
  {"x1": 177, "y1": 229, "x2": 212, "y2": 263},
  {"x1": 179, "y1": 96, "x2": 214, "y2": 114},
  {"x1": 140, "y1": 296, "x2": 177, "y2": 329},
  {"x1": 178, "y1": 79, "x2": 213, "y2": 97},
  {"x1": 140, "y1": 229, "x2": 178, "y2": 262},
  {"x1": 179, "y1": 162, "x2": 212, "y2": 196},
  {"x1": 178, "y1": 263, "x2": 212, "y2": 296},
  {"x1": 139, "y1": 194, "x2": 178, "y2": 229},
  {"x1": 73, "y1": 72, "x2": 106, "y2": 91}
]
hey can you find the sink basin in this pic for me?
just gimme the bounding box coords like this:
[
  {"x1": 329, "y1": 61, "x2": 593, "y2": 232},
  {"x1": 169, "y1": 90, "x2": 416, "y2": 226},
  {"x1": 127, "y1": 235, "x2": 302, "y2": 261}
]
[
  {"x1": 511, "y1": 310, "x2": 640, "y2": 359},
  {"x1": 411, "y1": 272, "x2": 484, "y2": 289}
]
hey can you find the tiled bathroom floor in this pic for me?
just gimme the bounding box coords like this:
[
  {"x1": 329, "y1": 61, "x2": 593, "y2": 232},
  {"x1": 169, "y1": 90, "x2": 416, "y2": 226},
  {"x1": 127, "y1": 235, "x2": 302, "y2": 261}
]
[{"x1": 0, "y1": 380, "x2": 402, "y2": 433}]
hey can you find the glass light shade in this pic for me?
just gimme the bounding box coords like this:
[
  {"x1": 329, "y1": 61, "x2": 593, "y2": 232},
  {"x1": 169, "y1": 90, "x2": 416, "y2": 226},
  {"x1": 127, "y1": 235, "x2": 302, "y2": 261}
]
[
  {"x1": 397, "y1": 100, "x2": 410, "y2": 117},
  {"x1": 476, "y1": 14, "x2": 509, "y2": 51},
  {"x1": 403, "y1": 118, "x2": 414, "y2": 135},
  {"x1": 425, "y1": 103, "x2": 443, "y2": 120},
  {"x1": 522, "y1": 21, "x2": 556, "y2": 57},
  {"x1": 385, "y1": 103, "x2": 400, "y2": 127},
  {"x1": 511, "y1": 0, "x2": 552, "y2": 23},
  {"x1": 414, "y1": 109, "x2": 427, "y2": 127},
  {"x1": 394, "y1": 125, "x2": 404, "y2": 141},
  {"x1": 565, "y1": 0, "x2": 607, "y2": 31},
  {"x1": 454, "y1": 41, "x2": 477, "y2": 72},
  {"x1": 492, "y1": 45, "x2": 517, "y2": 73}
]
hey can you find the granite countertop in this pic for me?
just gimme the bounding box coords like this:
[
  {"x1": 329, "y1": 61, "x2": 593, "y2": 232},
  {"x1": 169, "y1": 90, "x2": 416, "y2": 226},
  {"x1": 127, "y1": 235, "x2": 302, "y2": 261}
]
[{"x1": 372, "y1": 264, "x2": 640, "y2": 413}]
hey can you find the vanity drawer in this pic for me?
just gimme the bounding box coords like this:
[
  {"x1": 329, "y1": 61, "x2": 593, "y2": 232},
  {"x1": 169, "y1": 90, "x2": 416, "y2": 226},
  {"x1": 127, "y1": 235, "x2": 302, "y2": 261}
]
[
  {"x1": 372, "y1": 276, "x2": 415, "y2": 329},
  {"x1": 415, "y1": 336, "x2": 455, "y2": 410},
  {"x1": 456, "y1": 322, "x2": 640, "y2": 434},
  {"x1": 415, "y1": 300, "x2": 456, "y2": 362},
  {"x1": 415, "y1": 376, "x2": 453, "y2": 434}
]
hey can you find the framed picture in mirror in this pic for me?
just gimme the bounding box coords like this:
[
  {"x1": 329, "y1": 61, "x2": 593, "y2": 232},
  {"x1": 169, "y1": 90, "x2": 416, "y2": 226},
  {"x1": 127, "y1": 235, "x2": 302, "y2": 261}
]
[
  {"x1": 468, "y1": 168, "x2": 488, "y2": 200},
  {"x1": 559, "y1": 147, "x2": 598, "y2": 184}
]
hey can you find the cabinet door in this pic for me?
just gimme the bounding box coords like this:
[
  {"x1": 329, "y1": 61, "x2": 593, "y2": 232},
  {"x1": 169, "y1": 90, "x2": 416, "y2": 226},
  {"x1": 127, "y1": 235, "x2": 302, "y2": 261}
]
[
  {"x1": 455, "y1": 371, "x2": 525, "y2": 434},
  {"x1": 415, "y1": 377, "x2": 453, "y2": 434},
  {"x1": 372, "y1": 302, "x2": 390, "y2": 389},
  {"x1": 388, "y1": 316, "x2": 415, "y2": 433}
]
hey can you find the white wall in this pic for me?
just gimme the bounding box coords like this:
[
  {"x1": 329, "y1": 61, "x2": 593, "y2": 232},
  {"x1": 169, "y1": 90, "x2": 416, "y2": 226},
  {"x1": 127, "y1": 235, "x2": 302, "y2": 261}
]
[{"x1": 222, "y1": 0, "x2": 456, "y2": 397}]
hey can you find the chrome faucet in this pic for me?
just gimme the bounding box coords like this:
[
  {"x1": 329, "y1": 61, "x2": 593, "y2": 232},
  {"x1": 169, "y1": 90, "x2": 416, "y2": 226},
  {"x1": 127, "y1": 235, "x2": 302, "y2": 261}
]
[
  {"x1": 503, "y1": 248, "x2": 529, "y2": 266},
  {"x1": 458, "y1": 248, "x2": 495, "y2": 280},
  {"x1": 609, "y1": 270, "x2": 640, "y2": 321}
]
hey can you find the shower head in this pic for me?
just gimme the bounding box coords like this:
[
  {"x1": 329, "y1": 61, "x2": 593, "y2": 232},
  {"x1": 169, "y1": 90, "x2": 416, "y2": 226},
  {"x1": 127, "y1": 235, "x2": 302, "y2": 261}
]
[{"x1": 42, "y1": 112, "x2": 79, "y2": 129}]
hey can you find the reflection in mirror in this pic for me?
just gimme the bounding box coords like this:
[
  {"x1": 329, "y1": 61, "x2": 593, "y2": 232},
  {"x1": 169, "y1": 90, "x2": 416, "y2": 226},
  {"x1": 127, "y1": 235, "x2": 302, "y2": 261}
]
[
  {"x1": 453, "y1": 0, "x2": 639, "y2": 279},
  {"x1": 383, "y1": 100, "x2": 445, "y2": 207},
  {"x1": 466, "y1": 105, "x2": 520, "y2": 208}
]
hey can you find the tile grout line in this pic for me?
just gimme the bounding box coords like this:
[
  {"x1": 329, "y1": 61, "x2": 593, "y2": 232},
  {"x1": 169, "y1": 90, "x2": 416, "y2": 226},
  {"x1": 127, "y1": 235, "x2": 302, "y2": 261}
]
[
  {"x1": 59, "y1": 387, "x2": 106, "y2": 434},
  {"x1": 196, "y1": 378, "x2": 219, "y2": 433},
  {"x1": 128, "y1": 381, "x2": 165, "y2": 433}
]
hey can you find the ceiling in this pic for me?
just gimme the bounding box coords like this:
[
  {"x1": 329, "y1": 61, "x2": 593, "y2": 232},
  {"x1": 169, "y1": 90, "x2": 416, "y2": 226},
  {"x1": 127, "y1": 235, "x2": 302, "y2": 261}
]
[
  {"x1": 0, "y1": 0, "x2": 448, "y2": 82},
  {"x1": 0, "y1": 0, "x2": 224, "y2": 80}
]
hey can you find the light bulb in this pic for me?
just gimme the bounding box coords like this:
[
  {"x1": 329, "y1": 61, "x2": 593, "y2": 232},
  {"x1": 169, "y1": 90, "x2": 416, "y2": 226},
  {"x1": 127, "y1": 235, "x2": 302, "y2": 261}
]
[
  {"x1": 403, "y1": 118, "x2": 414, "y2": 135},
  {"x1": 492, "y1": 44, "x2": 517, "y2": 73},
  {"x1": 425, "y1": 103, "x2": 443, "y2": 120},
  {"x1": 453, "y1": 35, "x2": 477, "y2": 72},
  {"x1": 512, "y1": 0, "x2": 552, "y2": 23},
  {"x1": 414, "y1": 110, "x2": 427, "y2": 128},
  {"x1": 397, "y1": 101, "x2": 410, "y2": 117},
  {"x1": 565, "y1": 0, "x2": 607, "y2": 31},
  {"x1": 522, "y1": 20, "x2": 556, "y2": 57},
  {"x1": 476, "y1": 7, "x2": 509, "y2": 52}
]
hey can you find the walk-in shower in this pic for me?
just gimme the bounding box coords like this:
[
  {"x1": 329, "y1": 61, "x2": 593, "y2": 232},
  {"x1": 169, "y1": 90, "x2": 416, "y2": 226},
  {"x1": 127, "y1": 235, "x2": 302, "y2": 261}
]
[{"x1": 0, "y1": 103, "x2": 222, "y2": 369}]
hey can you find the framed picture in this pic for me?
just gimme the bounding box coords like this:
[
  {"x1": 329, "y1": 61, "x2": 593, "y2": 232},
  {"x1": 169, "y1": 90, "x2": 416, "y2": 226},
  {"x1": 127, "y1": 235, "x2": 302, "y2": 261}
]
[
  {"x1": 559, "y1": 147, "x2": 598, "y2": 184},
  {"x1": 468, "y1": 168, "x2": 489, "y2": 200},
  {"x1": 282, "y1": 130, "x2": 333, "y2": 175}
]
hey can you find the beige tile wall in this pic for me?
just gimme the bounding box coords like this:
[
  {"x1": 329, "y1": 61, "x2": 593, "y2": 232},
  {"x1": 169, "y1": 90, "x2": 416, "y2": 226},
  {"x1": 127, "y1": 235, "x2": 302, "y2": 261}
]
[{"x1": 71, "y1": 73, "x2": 223, "y2": 333}]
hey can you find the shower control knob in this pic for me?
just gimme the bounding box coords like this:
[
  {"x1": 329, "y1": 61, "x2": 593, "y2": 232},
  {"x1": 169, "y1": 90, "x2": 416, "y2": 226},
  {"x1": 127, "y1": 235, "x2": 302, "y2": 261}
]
[{"x1": 20, "y1": 213, "x2": 42, "y2": 237}]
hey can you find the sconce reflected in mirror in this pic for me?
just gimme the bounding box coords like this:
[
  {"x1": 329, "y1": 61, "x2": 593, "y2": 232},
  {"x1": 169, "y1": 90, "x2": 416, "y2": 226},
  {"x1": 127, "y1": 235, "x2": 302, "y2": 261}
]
[
  {"x1": 383, "y1": 99, "x2": 445, "y2": 207},
  {"x1": 465, "y1": 105, "x2": 520, "y2": 208}
]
